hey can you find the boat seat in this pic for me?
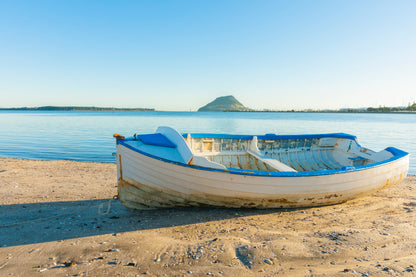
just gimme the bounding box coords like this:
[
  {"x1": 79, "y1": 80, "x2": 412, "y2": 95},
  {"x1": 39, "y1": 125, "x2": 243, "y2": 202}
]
[
  {"x1": 189, "y1": 156, "x2": 227, "y2": 170},
  {"x1": 156, "y1": 126, "x2": 193, "y2": 164},
  {"x1": 137, "y1": 133, "x2": 176, "y2": 148},
  {"x1": 348, "y1": 156, "x2": 368, "y2": 166},
  {"x1": 248, "y1": 136, "x2": 297, "y2": 172},
  {"x1": 156, "y1": 127, "x2": 227, "y2": 170}
]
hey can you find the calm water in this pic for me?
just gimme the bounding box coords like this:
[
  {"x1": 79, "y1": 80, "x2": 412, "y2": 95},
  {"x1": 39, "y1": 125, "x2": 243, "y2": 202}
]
[{"x1": 0, "y1": 111, "x2": 415, "y2": 174}]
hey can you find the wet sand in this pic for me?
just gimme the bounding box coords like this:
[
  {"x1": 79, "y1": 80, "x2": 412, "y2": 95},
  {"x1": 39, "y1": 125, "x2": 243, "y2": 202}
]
[{"x1": 0, "y1": 158, "x2": 415, "y2": 276}]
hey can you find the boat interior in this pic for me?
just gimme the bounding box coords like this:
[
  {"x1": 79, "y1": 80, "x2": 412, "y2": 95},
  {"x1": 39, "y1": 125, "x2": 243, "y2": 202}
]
[
  {"x1": 184, "y1": 134, "x2": 391, "y2": 172},
  {"x1": 124, "y1": 127, "x2": 395, "y2": 172}
]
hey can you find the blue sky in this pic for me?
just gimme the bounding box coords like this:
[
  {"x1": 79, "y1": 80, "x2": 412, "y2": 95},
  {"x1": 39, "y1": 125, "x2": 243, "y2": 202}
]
[{"x1": 1, "y1": 0, "x2": 415, "y2": 111}]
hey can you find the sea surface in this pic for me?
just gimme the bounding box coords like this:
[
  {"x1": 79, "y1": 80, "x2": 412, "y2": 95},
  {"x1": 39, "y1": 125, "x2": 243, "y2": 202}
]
[{"x1": 0, "y1": 111, "x2": 415, "y2": 174}]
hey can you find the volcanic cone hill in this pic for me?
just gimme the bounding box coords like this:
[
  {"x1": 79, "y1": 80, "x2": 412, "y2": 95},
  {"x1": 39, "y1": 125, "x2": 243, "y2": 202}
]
[{"x1": 198, "y1": 95, "x2": 252, "y2": 112}]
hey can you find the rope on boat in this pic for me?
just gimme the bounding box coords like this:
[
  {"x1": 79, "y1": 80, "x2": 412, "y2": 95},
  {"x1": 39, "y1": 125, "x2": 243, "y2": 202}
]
[{"x1": 0, "y1": 196, "x2": 119, "y2": 228}]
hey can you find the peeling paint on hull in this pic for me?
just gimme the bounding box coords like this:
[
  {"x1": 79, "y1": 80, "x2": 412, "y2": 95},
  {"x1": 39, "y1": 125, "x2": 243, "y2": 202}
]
[{"x1": 117, "y1": 174, "x2": 404, "y2": 209}]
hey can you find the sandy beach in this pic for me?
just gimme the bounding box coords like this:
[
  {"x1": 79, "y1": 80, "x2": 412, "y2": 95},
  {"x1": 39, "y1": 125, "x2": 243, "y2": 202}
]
[{"x1": 0, "y1": 158, "x2": 415, "y2": 276}]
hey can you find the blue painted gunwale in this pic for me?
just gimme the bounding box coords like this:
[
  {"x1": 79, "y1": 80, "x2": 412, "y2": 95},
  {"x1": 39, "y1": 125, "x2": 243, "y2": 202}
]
[
  {"x1": 117, "y1": 133, "x2": 409, "y2": 178},
  {"x1": 183, "y1": 132, "x2": 358, "y2": 141}
]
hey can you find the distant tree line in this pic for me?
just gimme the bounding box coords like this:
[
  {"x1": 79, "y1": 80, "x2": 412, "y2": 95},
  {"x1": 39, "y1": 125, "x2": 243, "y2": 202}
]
[
  {"x1": 255, "y1": 102, "x2": 416, "y2": 113},
  {"x1": 366, "y1": 102, "x2": 416, "y2": 113},
  {"x1": 0, "y1": 106, "x2": 155, "y2": 111}
]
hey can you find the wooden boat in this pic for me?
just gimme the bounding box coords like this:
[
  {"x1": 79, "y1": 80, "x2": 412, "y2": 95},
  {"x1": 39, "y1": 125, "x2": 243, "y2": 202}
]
[{"x1": 114, "y1": 126, "x2": 409, "y2": 209}]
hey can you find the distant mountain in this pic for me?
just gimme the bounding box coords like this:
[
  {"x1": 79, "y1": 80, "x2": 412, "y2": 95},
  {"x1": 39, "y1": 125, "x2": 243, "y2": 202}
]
[{"x1": 198, "y1": 95, "x2": 252, "y2": 112}]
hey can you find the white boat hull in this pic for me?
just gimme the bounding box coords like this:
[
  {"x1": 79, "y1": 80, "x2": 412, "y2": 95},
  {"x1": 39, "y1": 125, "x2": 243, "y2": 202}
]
[{"x1": 116, "y1": 144, "x2": 409, "y2": 209}]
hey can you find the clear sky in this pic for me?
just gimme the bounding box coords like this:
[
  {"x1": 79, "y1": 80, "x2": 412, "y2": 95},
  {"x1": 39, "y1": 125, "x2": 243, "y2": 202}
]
[{"x1": 1, "y1": 0, "x2": 415, "y2": 111}]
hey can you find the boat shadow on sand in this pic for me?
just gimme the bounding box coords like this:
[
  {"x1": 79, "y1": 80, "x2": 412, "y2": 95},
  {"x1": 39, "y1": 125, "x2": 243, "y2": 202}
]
[{"x1": 0, "y1": 199, "x2": 301, "y2": 247}]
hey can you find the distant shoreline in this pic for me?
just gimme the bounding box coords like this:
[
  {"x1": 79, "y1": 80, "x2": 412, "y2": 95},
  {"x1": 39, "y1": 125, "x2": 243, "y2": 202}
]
[
  {"x1": 1, "y1": 106, "x2": 415, "y2": 114},
  {"x1": 0, "y1": 106, "x2": 154, "y2": 112},
  {"x1": 223, "y1": 110, "x2": 416, "y2": 114}
]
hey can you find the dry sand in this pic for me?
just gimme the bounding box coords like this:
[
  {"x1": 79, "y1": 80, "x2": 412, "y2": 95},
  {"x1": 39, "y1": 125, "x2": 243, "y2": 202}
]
[{"x1": 0, "y1": 158, "x2": 415, "y2": 277}]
